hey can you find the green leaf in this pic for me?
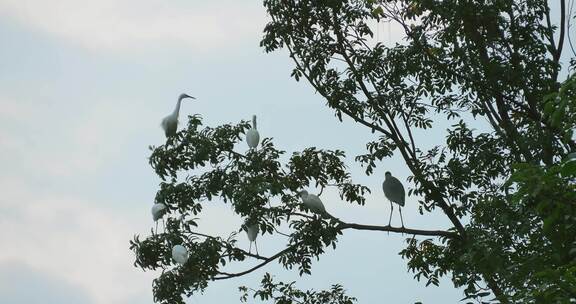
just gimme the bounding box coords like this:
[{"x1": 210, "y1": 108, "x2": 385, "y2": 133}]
[{"x1": 561, "y1": 161, "x2": 576, "y2": 177}]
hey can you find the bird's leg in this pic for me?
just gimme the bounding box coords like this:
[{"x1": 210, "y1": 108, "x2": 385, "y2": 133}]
[
  {"x1": 155, "y1": 221, "x2": 158, "y2": 234},
  {"x1": 249, "y1": 242, "x2": 252, "y2": 254},
  {"x1": 388, "y1": 202, "x2": 394, "y2": 227},
  {"x1": 399, "y1": 207, "x2": 405, "y2": 230},
  {"x1": 255, "y1": 240, "x2": 259, "y2": 256}
]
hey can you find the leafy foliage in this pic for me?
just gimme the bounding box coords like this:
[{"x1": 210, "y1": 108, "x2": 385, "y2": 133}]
[
  {"x1": 239, "y1": 273, "x2": 357, "y2": 304},
  {"x1": 130, "y1": 116, "x2": 369, "y2": 303},
  {"x1": 131, "y1": 1, "x2": 576, "y2": 303}
]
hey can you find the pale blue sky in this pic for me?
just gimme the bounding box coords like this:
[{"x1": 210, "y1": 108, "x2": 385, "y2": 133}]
[{"x1": 0, "y1": 1, "x2": 570, "y2": 304}]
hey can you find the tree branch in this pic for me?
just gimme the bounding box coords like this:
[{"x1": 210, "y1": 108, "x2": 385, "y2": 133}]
[
  {"x1": 556, "y1": 0, "x2": 566, "y2": 65},
  {"x1": 211, "y1": 217, "x2": 455, "y2": 282},
  {"x1": 187, "y1": 231, "x2": 268, "y2": 261},
  {"x1": 401, "y1": 112, "x2": 417, "y2": 159},
  {"x1": 483, "y1": 273, "x2": 509, "y2": 304},
  {"x1": 338, "y1": 222, "x2": 457, "y2": 238},
  {"x1": 545, "y1": 4, "x2": 558, "y2": 53},
  {"x1": 331, "y1": 12, "x2": 416, "y2": 159},
  {"x1": 281, "y1": 34, "x2": 394, "y2": 139},
  {"x1": 212, "y1": 243, "x2": 301, "y2": 280},
  {"x1": 328, "y1": 11, "x2": 467, "y2": 237}
]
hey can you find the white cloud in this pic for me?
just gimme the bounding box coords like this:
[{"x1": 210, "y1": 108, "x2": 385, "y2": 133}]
[
  {"x1": 0, "y1": 176, "x2": 261, "y2": 304},
  {"x1": 0, "y1": 261, "x2": 95, "y2": 304},
  {"x1": 0, "y1": 95, "x2": 148, "y2": 178},
  {"x1": 0, "y1": 0, "x2": 266, "y2": 53},
  {"x1": 0, "y1": 188, "x2": 156, "y2": 304}
]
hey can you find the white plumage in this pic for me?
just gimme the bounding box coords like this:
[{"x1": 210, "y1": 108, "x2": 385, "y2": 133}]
[
  {"x1": 161, "y1": 93, "x2": 195, "y2": 137},
  {"x1": 246, "y1": 224, "x2": 258, "y2": 242},
  {"x1": 151, "y1": 203, "x2": 167, "y2": 233},
  {"x1": 246, "y1": 115, "x2": 260, "y2": 149},
  {"x1": 382, "y1": 171, "x2": 406, "y2": 227},
  {"x1": 246, "y1": 224, "x2": 259, "y2": 254},
  {"x1": 171, "y1": 244, "x2": 189, "y2": 265},
  {"x1": 298, "y1": 190, "x2": 326, "y2": 215},
  {"x1": 151, "y1": 203, "x2": 167, "y2": 221}
]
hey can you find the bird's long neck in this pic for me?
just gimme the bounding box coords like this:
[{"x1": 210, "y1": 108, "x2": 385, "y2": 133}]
[
  {"x1": 173, "y1": 99, "x2": 183, "y2": 117},
  {"x1": 252, "y1": 115, "x2": 257, "y2": 129}
]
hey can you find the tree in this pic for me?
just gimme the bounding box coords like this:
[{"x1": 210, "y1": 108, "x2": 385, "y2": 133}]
[{"x1": 130, "y1": 0, "x2": 576, "y2": 303}]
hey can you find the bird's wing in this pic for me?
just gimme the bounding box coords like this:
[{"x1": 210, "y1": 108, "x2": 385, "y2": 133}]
[
  {"x1": 383, "y1": 178, "x2": 406, "y2": 206},
  {"x1": 382, "y1": 180, "x2": 393, "y2": 198},
  {"x1": 311, "y1": 196, "x2": 326, "y2": 212},
  {"x1": 391, "y1": 177, "x2": 406, "y2": 206},
  {"x1": 302, "y1": 197, "x2": 314, "y2": 210},
  {"x1": 246, "y1": 129, "x2": 260, "y2": 147},
  {"x1": 247, "y1": 226, "x2": 258, "y2": 241},
  {"x1": 161, "y1": 116, "x2": 169, "y2": 130}
]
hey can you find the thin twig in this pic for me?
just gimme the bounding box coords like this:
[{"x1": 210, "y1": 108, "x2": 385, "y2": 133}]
[{"x1": 212, "y1": 243, "x2": 301, "y2": 280}]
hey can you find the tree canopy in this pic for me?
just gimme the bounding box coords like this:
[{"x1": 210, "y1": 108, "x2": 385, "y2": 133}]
[{"x1": 131, "y1": 0, "x2": 576, "y2": 303}]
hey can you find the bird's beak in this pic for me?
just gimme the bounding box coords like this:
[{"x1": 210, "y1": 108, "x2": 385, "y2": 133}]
[{"x1": 180, "y1": 93, "x2": 196, "y2": 101}]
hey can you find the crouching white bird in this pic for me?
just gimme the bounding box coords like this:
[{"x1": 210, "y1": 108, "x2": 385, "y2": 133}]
[
  {"x1": 298, "y1": 190, "x2": 327, "y2": 216},
  {"x1": 171, "y1": 244, "x2": 189, "y2": 265},
  {"x1": 382, "y1": 171, "x2": 406, "y2": 227},
  {"x1": 151, "y1": 203, "x2": 167, "y2": 233},
  {"x1": 246, "y1": 115, "x2": 260, "y2": 149},
  {"x1": 246, "y1": 224, "x2": 259, "y2": 255},
  {"x1": 161, "y1": 93, "x2": 195, "y2": 137}
]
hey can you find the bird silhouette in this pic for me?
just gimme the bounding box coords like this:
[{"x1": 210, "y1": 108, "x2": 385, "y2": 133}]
[{"x1": 382, "y1": 171, "x2": 406, "y2": 228}]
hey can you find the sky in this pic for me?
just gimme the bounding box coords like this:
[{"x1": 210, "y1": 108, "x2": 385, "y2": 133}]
[{"x1": 0, "y1": 1, "x2": 571, "y2": 304}]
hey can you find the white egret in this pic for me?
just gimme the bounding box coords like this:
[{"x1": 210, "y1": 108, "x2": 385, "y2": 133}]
[
  {"x1": 246, "y1": 115, "x2": 260, "y2": 149},
  {"x1": 246, "y1": 224, "x2": 259, "y2": 255},
  {"x1": 171, "y1": 244, "x2": 189, "y2": 265},
  {"x1": 151, "y1": 203, "x2": 167, "y2": 233},
  {"x1": 298, "y1": 190, "x2": 326, "y2": 215},
  {"x1": 382, "y1": 171, "x2": 406, "y2": 228},
  {"x1": 161, "y1": 93, "x2": 195, "y2": 137},
  {"x1": 151, "y1": 203, "x2": 167, "y2": 221}
]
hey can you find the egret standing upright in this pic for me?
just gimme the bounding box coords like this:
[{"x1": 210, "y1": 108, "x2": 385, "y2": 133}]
[
  {"x1": 151, "y1": 203, "x2": 167, "y2": 233},
  {"x1": 161, "y1": 93, "x2": 195, "y2": 137},
  {"x1": 382, "y1": 171, "x2": 406, "y2": 228},
  {"x1": 246, "y1": 115, "x2": 260, "y2": 149},
  {"x1": 246, "y1": 224, "x2": 259, "y2": 255}
]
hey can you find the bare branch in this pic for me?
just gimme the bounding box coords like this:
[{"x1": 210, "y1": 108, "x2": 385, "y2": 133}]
[
  {"x1": 557, "y1": 0, "x2": 567, "y2": 64},
  {"x1": 545, "y1": 4, "x2": 558, "y2": 52},
  {"x1": 567, "y1": 0, "x2": 576, "y2": 58},
  {"x1": 212, "y1": 243, "x2": 301, "y2": 280},
  {"x1": 338, "y1": 222, "x2": 457, "y2": 238},
  {"x1": 211, "y1": 217, "x2": 455, "y2": 281},
  {"x1": 281, "y1": 37, "x2": 394, "y2": 139}
]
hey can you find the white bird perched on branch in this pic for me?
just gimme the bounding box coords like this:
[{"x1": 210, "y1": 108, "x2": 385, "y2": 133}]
[
  {"x1": 151, "y1": 203, "x2": 167, "y2": 233},
  {"x1": 246, "y1": 115, "x2": 260, "y2": 149},
  {"x1": 171, "y1": 244, "x2": 189, "y2": 265},
  {"x1": 298, "y1": 190, "x2": 326, "y2": 215},
  {"x1": 382, "y1": 171, "x2": 406, "y2": 228},
  {"x1": 161, "y1": 93, "x2": 195, "y2": 137},
  {"x1": 246, "y1": 224, "x2": 259, "y2": 255}
]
